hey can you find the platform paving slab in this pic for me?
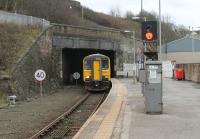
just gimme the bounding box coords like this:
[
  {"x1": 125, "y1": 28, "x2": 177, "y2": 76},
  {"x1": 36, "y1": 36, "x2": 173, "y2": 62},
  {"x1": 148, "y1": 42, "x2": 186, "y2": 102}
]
[
  {"x1": 112, "y1": 78, "x2": 200, "y2": 139},
  {"x1": 73, "y1": 79, "x2": 126, "y2": 139},
  {"x1": 73, "y1": 78, "x2": 200, "y2": 139}
]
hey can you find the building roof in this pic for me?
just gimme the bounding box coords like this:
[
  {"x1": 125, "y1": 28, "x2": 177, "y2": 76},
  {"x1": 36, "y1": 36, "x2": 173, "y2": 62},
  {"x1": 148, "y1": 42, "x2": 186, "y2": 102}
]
[{"x1": 161, "y1": 36, "x2": 200, "y2": 53}]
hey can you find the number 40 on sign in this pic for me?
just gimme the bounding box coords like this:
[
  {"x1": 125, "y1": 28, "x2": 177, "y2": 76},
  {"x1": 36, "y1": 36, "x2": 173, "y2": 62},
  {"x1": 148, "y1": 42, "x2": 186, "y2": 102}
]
[
  {"x1": 34, "y1": 69, "x2": 46, "y2": 97},
  {"x1": 34, "y1": 69, "x2": 46, "y2": 82}
]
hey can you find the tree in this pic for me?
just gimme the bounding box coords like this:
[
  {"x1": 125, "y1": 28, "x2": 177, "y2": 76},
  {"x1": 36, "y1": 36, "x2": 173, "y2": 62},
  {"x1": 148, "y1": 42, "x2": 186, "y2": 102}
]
[
  {"x1": 125, "y1": 10, "x2": 135, "y2": 19},
  {"x1": 109, "y1": 6, "x2": 121, "y2": 17}
]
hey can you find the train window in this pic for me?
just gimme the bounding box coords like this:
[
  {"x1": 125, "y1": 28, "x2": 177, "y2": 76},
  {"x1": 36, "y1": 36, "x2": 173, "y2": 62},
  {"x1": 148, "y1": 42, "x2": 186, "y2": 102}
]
[
  {"x1": 102, "y1": 59, "x2": 109, "y2": 69},
  {"x1": 84, "y1": 59, "x2": 92, "y2": 70}
]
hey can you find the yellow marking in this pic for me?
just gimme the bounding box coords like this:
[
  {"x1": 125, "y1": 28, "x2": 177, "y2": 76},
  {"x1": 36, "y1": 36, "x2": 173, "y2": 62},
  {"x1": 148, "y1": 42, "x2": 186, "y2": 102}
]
[
  {"x1": 93, "y1": 60, "x2": 100, "y2": 80},
  {"x1": 83, "y1": 70, "x2": 91, "y2": 81},
  {"x1": 102, "y1": 70, "x2": 111, "y2": 80},
  {"x1": 72, "y1": 79, "x2": 127, "y2": 139},
  {"x1": 93, "y1": 97, "x2": 123, "y2": 139}
]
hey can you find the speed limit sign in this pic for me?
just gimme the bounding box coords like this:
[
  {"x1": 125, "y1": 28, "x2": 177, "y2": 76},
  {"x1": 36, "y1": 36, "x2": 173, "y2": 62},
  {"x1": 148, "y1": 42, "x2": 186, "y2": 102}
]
[
  {"x1": 34, "y1": 69, "x2": 46, "y2": 81},
  {"x1": 73, "y1": 72, "x2": 80, "y2": 80}
]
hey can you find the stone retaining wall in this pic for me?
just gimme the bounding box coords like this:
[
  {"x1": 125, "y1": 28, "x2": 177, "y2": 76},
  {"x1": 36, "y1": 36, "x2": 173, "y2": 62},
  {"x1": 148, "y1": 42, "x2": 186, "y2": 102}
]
[
  {"x1": 1, "y1": 24, "x2": 137, "y2": 100},
  {"x1": 10, "y1": 27, "x2": 62, "y2": 100}
]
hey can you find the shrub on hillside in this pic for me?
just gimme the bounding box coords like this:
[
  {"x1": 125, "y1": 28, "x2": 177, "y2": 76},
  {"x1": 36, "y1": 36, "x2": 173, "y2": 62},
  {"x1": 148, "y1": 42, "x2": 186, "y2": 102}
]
[{"x1": 0, "y1": 23, "x2": 40, "y2": 74}]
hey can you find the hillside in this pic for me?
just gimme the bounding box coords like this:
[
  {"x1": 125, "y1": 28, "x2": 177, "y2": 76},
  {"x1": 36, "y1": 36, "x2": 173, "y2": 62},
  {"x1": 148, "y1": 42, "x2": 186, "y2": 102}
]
[
  {"x1": 0, "y1": 23, "x2": 41, "y2": 75},
  {"x1": 0, "y1": 0, "x2": 138, "y2": 30},
  {"x1": 0, "y1": 0, "x2": 189, "y2": 42}
]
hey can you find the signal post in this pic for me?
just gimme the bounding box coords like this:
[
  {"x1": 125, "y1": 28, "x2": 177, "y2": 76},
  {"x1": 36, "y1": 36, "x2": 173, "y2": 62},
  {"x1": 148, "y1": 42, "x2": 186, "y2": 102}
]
[{"x1": 139, "y1": 20, "x2": 163, "y2": 114}]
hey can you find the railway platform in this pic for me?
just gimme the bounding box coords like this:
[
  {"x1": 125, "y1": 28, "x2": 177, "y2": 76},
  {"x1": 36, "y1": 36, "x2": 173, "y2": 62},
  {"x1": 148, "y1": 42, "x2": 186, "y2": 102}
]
[{"x1": 73, "y1": 78, "x2": 200, "y2": 139}]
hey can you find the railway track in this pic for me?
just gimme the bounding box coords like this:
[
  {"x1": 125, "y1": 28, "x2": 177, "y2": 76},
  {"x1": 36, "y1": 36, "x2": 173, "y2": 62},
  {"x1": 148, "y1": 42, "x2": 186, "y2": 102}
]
[{"x1": 28, "y1": 91, "x2": 107, "y2": 139}]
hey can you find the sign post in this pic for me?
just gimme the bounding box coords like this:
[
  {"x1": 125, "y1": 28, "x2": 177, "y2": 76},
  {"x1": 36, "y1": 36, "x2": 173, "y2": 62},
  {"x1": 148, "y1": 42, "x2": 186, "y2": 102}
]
[
  {"x1": 34, "y1": 69, "x2": 46, "y2": 97},
  {"x1": 73, "y1": 72, "x2": 80, "y2": 86}
]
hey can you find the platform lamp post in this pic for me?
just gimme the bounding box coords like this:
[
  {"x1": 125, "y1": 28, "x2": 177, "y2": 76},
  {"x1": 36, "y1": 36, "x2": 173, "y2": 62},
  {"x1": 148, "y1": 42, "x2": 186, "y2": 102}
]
[
  {"x1": 159, "y1": 0, "x2": 162, "y2": 61},
  {"x1": 124, "y1": 30, "x2": 137, "y2": 84},
  {"x1": 131, "y1": 16, "x2": 146, "y2": 76},
  {"x1": 81, "y1": 6, "x2": 84, "y2": 19}
]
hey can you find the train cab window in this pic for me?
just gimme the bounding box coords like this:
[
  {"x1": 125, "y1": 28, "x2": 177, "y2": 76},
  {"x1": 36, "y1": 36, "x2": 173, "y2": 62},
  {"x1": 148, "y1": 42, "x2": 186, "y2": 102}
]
[
  {"x1": 84, "y1": 59, "x2": 92, "y2": 70},
  {"x1": 102, "y1": 59, "x2": 109, "y2": 69}
]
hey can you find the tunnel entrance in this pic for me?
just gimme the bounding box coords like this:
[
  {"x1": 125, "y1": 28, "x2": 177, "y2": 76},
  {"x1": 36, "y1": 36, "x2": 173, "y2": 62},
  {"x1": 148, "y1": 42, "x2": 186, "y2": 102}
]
[{"x1": 62, "y1": 48, "x2": 115, "y2": 85}]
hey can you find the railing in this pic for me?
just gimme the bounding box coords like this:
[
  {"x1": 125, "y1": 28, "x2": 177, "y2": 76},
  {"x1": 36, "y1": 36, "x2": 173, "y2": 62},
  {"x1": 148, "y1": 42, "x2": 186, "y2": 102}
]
[
  {"x1": 51, "y1": 23, "x2": 121, "y2": 42},
  {"x1": 0, "y1": 10, "x2": 50, "y2": 28}
]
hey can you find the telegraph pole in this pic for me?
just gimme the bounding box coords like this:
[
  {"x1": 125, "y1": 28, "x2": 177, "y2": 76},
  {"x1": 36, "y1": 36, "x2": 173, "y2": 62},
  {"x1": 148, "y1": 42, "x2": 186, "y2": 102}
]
[
  {"x1": 159, "y1": 0, "x2": 162, "y2": 61},
  {"x1": 141, "y1": 0, "x2": 143, "y2": 15},
  {"x1": 82, "y1": 6, "x2": 84, "y2": 19}
]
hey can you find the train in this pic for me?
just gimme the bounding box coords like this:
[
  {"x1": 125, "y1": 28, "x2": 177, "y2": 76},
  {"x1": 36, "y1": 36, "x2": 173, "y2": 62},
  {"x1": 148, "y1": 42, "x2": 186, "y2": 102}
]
[{"x1": 83, "y1": 54, "x2": 112, "y2": 91}]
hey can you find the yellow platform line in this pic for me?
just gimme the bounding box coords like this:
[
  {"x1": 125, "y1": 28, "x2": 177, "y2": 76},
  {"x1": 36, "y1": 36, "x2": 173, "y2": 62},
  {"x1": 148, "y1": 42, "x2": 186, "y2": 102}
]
[
  {"x1": 73, "y1": 79, "x2": 126, "y2": 139},
  {"x1": 93, "y1": 96, "x2": 123, "y2": 139}
]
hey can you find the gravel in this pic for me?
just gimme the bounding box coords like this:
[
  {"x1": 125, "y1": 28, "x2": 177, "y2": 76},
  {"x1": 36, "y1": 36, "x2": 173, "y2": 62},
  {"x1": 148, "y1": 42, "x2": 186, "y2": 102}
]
[{"x1": 0, "y1": 86, "x2": 86, "y2": 139}]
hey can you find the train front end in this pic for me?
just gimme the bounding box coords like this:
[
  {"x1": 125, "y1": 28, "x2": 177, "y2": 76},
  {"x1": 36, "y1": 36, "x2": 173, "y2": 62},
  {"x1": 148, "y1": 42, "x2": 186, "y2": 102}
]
[{"x1": 83, "y1": 54, "x2": 111, "y2": 92}]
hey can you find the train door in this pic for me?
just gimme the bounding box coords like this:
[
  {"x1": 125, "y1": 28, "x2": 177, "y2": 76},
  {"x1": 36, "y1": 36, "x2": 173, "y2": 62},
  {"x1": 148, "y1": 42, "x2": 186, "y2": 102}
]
[{"x1": 93, "y1": 60, "x2": 100, "y2": 81}]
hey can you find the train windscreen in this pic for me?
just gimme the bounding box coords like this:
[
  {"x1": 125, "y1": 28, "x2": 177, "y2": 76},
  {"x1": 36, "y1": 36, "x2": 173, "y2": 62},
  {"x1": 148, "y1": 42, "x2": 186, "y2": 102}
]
[
  {"x1": 102, "y1": 58, "x2": 109, "y2": 69},
  {"x1": 84, "y1": 59, "x2": 92, "y2": 70}
]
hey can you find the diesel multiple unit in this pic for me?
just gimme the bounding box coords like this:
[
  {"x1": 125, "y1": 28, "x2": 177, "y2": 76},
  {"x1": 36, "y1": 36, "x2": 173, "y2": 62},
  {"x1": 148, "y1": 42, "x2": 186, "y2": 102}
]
[{"x1": 83, "y1": 54, "x2": 111, "y2": 91}]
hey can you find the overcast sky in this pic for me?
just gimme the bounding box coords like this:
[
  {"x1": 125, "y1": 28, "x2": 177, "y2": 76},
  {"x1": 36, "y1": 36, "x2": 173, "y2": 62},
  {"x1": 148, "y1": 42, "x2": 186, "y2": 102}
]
[{"x1": 77, "y1": 0, "x2": 200, "y2": 30}]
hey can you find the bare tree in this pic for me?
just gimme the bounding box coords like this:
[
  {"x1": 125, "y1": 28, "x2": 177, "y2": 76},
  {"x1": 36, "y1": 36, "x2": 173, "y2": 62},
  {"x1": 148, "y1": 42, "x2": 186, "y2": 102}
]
[
  {"x1": 125, "y1": 10, "x2": 135, "y2": 19},
  {"x1": 109, "y1": 6, "x2": 121, "y2": 17}
]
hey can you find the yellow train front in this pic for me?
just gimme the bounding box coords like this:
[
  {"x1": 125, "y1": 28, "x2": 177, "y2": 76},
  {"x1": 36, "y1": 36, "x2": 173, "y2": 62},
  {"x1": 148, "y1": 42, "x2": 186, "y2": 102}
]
[{"x1": 83, "y1": 54, "x2": 112, "y2": 91}]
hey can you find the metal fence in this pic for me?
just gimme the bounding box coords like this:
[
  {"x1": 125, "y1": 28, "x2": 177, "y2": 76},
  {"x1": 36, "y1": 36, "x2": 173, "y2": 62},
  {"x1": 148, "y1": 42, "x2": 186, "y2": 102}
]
[{"x1": 0, "y1": 10, "x2": 50, "y2": 28}]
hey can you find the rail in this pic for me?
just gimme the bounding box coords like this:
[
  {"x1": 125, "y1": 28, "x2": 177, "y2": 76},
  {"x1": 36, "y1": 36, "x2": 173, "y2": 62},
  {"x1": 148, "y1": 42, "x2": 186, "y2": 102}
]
[
  {"x1": 28, "y1": 91, "x2": 107, "y2": 139},
  {"x1": 28, "y1": 93, "x2": 90, "y2": 139}
]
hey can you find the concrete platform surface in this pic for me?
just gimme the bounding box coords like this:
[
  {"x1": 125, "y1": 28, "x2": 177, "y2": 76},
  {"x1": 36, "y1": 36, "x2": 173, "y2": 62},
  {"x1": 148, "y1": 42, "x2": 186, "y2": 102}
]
[
  {"x1": 112, "y1": 78, "x2": 200, "y2": 139},
  {"x1": 74, "y1": 78, "x2": 200, "y2": 139},
  {"x1": 73, "y1": 79, "x2": 126, "y2": 139}
]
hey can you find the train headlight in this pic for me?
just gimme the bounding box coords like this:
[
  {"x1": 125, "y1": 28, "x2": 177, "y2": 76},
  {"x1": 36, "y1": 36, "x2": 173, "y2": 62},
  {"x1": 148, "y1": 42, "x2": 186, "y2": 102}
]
[
  {"x1": 86, "y1": 76, "x2": 90, "y2": 79},
  {"x1": 85, "y1": 76, "x2": 91, "y2": 81},
  {"x1": 103, "y1": 76, "x2": 109, "y2": 81}
]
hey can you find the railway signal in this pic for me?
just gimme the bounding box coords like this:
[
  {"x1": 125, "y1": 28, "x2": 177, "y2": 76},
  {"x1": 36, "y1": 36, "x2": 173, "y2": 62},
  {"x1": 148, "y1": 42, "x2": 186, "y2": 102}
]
[
  {"x1": 142, "y1": 21, "x2": 157, "y2": 41},
  {"x1": 141, "y1": 21, "x2": 158, "y2": 60}
]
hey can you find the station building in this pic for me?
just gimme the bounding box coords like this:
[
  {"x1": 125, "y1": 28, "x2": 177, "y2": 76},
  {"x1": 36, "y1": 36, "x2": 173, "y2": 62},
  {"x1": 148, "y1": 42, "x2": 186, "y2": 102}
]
[{"x1": 160, "y1": 34, "x2": 200, "y2": 82}]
